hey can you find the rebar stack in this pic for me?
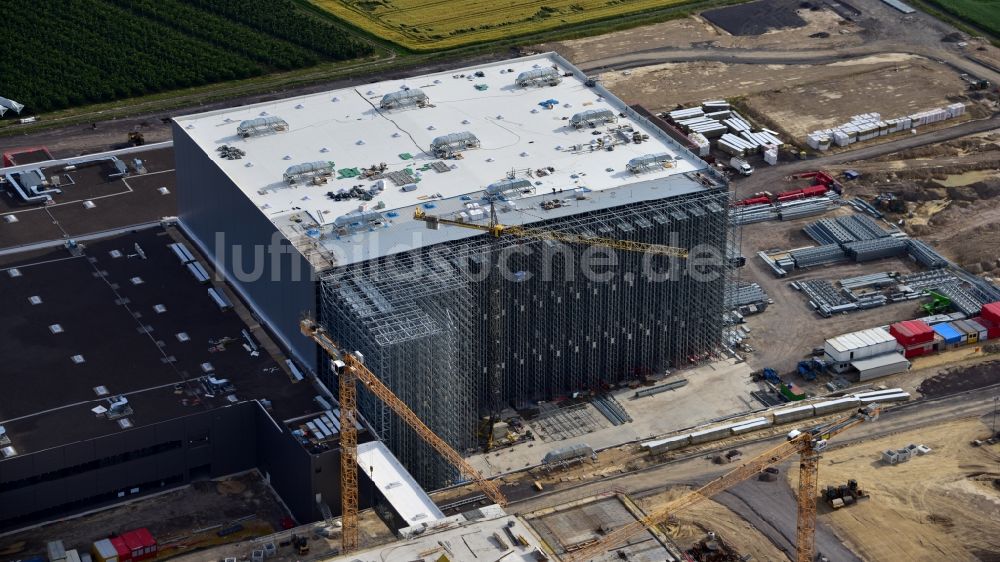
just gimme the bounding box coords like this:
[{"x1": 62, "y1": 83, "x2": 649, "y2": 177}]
[
  {"x1": 319, "y1": 190, "x2": 732, "y2": 487},
  {"x1": 790, "y1": 244, "x2": 847, "y2": 268}
]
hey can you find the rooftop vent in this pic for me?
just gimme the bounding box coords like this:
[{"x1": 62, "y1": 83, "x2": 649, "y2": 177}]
[
  {"x1": 515, "y1": 67, "x2": 562, "y2": 88},
  {"x1": 570, "y1": 108, "x2": 617, "y2": 129},
  {"x1": 430, "y1": 131, "x2": 480, "y2": 158},
  {"x1": 626, "y1": 153, "x2": 673, "y2": 174},
  {"x1": 379, "y1": 88, "x2": 428, "y2": 110},
  {"x1": 486, "y1": 178, "x2": 533, "y2": 197},
  {"x1": 237, "y1": 116, "x2": 288, "y2": 138},
  {"x1": 28, "y1": 295, "x2": 42, "y2": 305},
  {"x1": 71, "y1": 354, "x2": 85, "y2": 364},
  {"x1": 284, "y1": 161, "x2": 335, "y2": 185},
  {"x1": 49, "y1": 324, "x2": 64, "y2": 334}
]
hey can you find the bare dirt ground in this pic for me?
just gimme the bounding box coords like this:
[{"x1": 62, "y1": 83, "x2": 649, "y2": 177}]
[
  {"x1": 0, "y1": 472, "x2": 287, "y2": 560},
  {"x1": 800, "y1": 417, "x2": 1000, "y2": 562},
  {"x1": 540, "y1": 9, "x2": 864, "y2": 64},
  {"x1": 747, "y1": 56, "x2": 972, "y2": 137},
  {"x1": 637, "y1": 487, "x2": 790, "y2": 561},
  {"x1": 832, "y1": 131, "x2": 1000, "y2": 272}
]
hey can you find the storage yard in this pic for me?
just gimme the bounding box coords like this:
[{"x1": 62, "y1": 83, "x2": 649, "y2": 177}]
[{"x1": 3, "y1": 0, "x2": 1000, "y2": 560}]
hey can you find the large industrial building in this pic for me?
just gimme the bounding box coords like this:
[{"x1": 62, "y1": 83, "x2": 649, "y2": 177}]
[{"x1": 174, "y1": 53, "x2": 732, "y2": 487}]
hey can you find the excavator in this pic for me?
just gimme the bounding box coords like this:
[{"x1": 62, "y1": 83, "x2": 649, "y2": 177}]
[{"x1": 562, "y1": 403, "x2": 881, "y2": 562}]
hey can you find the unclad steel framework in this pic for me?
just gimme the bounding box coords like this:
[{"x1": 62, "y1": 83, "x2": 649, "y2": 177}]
[{"x1": 319, "y1": 189, "x2": 733, "y2": 487}]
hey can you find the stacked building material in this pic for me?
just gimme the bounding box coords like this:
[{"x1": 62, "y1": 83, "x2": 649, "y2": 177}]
[
  {"x1": 778, "y1": 197, "x2": 836, "y2": 220},
  {"x1": 897, "y1": 269, "x2": 956, "y2": 291},
  {"x1": 758, "y1": 251, "x2": 788, "y2": 277},
  {"x1": 935, "y1": 283, "x2": 984, "y2": 316},
  {"x1": 791, "y1": 245, "x2": 847, "y2": 268},
  {"x1": 808, "y1": 104, "x2": 967, "y2": 150},
  {"x1": 843, "y1": 238, "x2": 907, "y2": 262},
  {"x1": 804, "y1": 217, "x2": 859, "y2": 246},
  {"x1": 840, "y1": 272, "x2": 895, "y2": 290},
  {"x1": 725, "y1": 281, "x2": 768, "y2": 309},
  {"x1": 730, "y1": 203, "x2": 779, "y2": 224},
  {"x1": 801, "y1": 278, "x2": 853, "y2": 316},
  {"x1": 688, "y1": 132, "x2": 711, "y2": 157}
]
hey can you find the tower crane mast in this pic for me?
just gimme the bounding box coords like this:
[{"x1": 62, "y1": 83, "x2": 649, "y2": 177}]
[
  {"x1": 300, "y1": 318, "x2": 508, "y2": 553},
  {"x1": 563, "y1": 404, "x2": 880, "y2": 562}
]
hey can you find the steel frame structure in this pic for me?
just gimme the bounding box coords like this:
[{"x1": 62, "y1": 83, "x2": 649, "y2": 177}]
[{"x1": 319, "y1": 189, "x2": 733, "y2": 486}]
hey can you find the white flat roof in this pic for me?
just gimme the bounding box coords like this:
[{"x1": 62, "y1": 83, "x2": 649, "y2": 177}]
[
  {"x1": 356, "y1": 441, "x2": 444, "y2": 525},
  {"x1": 826, "y1": 328, "x2": 896, "y2": 353},
  {"x1": 175, "y1": 53, "x2": 720, "y2": 267}
]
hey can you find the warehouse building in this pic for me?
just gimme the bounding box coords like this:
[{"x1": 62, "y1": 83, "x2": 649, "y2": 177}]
[
  {"x1": 0, "y1": 230, "x2": 387, "y2": 529},
  {"x1": 173, "y1": 53, "x2": 731, "y2": 487}
]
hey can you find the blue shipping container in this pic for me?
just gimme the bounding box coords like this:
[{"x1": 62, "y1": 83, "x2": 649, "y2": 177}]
[{"x1": 933, "y1": 322, "x2": 963, "y2": 344}]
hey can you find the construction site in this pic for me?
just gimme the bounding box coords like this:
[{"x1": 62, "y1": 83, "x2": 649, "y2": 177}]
[{"x1": 2, "y1": 0, "x2": 1000, "y2": 560}]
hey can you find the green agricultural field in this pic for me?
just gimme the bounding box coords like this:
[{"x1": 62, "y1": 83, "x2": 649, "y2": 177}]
[
  {"x1": 310, "y1": 0, "x2": 692, "y2": 51},
  {"x1": 0, "y1": 0, "x2": 372, "y2": 113},
  {"x1": 928, "y1": 0, "x2": 1000, "y2": 39}
]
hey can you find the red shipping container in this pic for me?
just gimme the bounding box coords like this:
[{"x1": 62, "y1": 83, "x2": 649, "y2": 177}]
[
  {"x1": 110, "y1": 537, "x2": 131, "y2": 562},
  {"x1": 982, "y1": 302, "x2": 1000, "y2": 324},
  {"x1": 889, "y1": 320, "x2": 934, "y2": 346},
  {"x1": 134, "y1": 528, "x2": 157, "y2": 558},
  {"x1": 903, "y1": 344, "x2": 931, "y2": 358},
  {"x1": 121, "y1": 529, "x2": 156, "y2": 561}
]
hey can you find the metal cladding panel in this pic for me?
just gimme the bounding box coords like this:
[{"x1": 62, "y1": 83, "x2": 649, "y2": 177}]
[
  {"x1": 773, "y1": 404, "x2": 815, "y2": 423},
  {"x1": 643, "y1": 434, "x2": 691, "y2": 452},
  {"x1": 813, "y1": 397, "x2": 860, "y2": 415},
  {"x1": 690, "y1": 426, "x2": 731, "y2": 444},
  {"x1": 860, "y1": 391, "x2": 909, "y2": 403},
  {"x1": 173, "y1": 124, "x2": 318, "y2": 373},
  {"x1": 730, "y1": 419, "x2": 771, "y2": 434}
]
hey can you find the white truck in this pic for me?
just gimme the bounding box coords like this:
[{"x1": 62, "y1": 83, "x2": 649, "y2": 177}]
[{"x1": 730, "y1": 157, "x2": 754, "y2": 176}]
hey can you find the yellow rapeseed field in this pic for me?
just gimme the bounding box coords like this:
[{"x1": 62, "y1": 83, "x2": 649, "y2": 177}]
[{"x1": 310, "y1": 0, "x2": 688, "y2": 51}]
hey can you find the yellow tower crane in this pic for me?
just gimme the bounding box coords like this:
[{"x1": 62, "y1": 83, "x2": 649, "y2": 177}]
[
  {"x1": 562, "y1": 403, "x2": 881, "y2": 562},
  {"x1": 413, "y1": 206, "x2": 689, "y2": 258},
  {"x1": 300, "y1": 317, "x2": 508, "y2": 554}
]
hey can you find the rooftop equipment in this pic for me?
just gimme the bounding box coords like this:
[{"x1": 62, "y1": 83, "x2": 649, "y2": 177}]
[
  {"x1": 569, "y1": 108, "x2": 617, "y2": 129},
  {"x1": 237, "y1": 116, "x2": 288, "y2": 138},
  {"x1": 430, "y1": 131, "x2": 480, "y2": 158},
  {"x1": 0, "y1": 96, "x2": 25, "y2": 116},
  {"x1": 284, "y1": 161, "x2": 335, "y2": 184},
  {"x1": 514, "y1": 67, "x2": 562, "y2": 88},
  {"x1": 626, "y1": 153, "x2": 673, "y2": 174},
  {"x1": 485, "y1": 178, "x2": 533, "y2": 197},
  {"x1": 379, "y1": 88, "x2": 428, "y2": 110}
]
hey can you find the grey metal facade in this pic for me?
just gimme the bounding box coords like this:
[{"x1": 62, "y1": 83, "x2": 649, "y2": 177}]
[
  {"x1": 173, "y1": 124, "x2": 318, "y2": 372},
  {"x1": 320, "y1": 189, "x2": 732, "y2": 487}
]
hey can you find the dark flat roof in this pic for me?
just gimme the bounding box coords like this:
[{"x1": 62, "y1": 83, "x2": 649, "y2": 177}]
[
  {"x1": 0, "y1": 228, "x2": 319, "y2": 456},
  {"x1": 0, "y1": 148, "x2": 176, "y2": 250}
]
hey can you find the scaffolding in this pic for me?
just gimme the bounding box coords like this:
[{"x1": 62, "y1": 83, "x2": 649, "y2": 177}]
[
  {"x1": 237, "y1": 116, "x2": 288, "y2": 138},
  {"x1": 319, "y1": 188, "x2": 732, "y2": 487},
  {"x1": 515, "y1": 67, "x2": 562, "y2": 88}
]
